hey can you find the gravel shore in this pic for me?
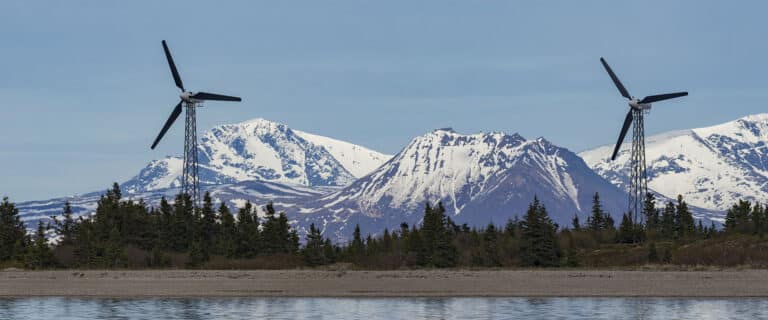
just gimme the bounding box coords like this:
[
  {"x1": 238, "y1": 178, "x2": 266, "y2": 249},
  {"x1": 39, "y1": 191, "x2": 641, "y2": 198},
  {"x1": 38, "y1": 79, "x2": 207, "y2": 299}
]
[{"x1": 1, "y1": 269, "x2": 767, "y2": 297}]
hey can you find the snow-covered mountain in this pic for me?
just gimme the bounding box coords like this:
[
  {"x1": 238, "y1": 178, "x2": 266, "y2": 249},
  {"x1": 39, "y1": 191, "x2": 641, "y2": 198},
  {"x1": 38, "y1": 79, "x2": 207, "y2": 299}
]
[
  {"x1": 122, "y1": 118, "x2": 391, "y2": 193},
  {"x1": 581, "y1": 114, "x2": 768, "y2": 212},
  {"x1": 290, "y1": 128, "x2": 629, "y2": 241}
]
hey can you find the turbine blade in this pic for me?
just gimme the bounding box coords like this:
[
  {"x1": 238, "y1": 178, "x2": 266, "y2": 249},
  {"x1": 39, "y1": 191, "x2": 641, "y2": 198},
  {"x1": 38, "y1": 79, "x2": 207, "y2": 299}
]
[
  {"x1": 639, "y1": 92, "x2": 688, "y2": 104},
  {"x1": 151, "y1": 101, "x2": 183, "y2": 150},
  {"x1": 611, "y1": 110, "x2": 634, "y2": 161},
  {"x1": 162, "y1": 40, "x2": 185, "y2": 91},
  {"x1": 191, "y1": 92, "x2": 242, "y2": 102},
  {"x1": 600, "y1": 57, "x2": 631, "y2": 100}
]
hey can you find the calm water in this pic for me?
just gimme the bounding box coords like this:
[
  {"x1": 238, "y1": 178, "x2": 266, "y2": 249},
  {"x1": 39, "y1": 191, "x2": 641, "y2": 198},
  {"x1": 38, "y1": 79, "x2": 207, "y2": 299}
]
[{"x1": 0, "y1": 297, "x2": 766, "y2": 319}]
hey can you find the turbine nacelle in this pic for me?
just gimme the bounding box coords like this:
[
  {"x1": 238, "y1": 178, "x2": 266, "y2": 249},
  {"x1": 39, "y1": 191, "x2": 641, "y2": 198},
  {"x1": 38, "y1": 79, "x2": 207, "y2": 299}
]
[
  {"x1": 628, "y1": 99, "x2": 651, "y2": 111},
  {"x1": 180, "y1": 91, "x2": 200, "y2": 104}
]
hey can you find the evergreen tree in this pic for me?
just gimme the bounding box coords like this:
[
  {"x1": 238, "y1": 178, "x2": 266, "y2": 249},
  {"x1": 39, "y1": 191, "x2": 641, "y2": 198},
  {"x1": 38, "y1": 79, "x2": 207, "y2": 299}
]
[
  {"x1": 643, "y1": 193, "x2": 660, "y2": 236},
  {"x1": 157, "y1": 197, "x2": 173, "y2": 249},
  {"x1": 54, "y1": 201, "x2": 77, "y2": 246},
  {"x1": 236, "y1": 201, "x2": 259, "y2": 257},
  {"x1": 571, "y1": 214, "x2": 581, "y2": 231},
  {"x1": 419, "y1": 202, "x2": 457, "y2": 267},
  {"x1": 660, "y1": 201, "x2": 676, "y2": 239},
  {"x1": 187, "y1": 240, "x2": 205, "y2": 267},
  {"x1": 198, "y1": 192, "x2": 216, "y2": 261},
  {"x1": 563, "y1": 230, "x2": 580, "y2": 267},
  {"x1": 170, "y1": 194, "x2": 195, "y2": 251},
  {"x1": 381, "y1": 228, "x2": 393, "y2": 253},
  {"x1": 289, "y1": 229, "x2": 300, "y2": 255},
  {"x1": 303, "y1": 223, "x2": 325, "y2": 267},
  {"x1": 217, "y1": 203, "x2": 237, "y2": 257},
  {"x1": 322, "y1": 239, "x2": 337, "y2": 264},
  {"x1": 482, "y1": 223, "x2": 501, "y2": 267},
  {"x1": 104, "y1": 226, "x2": 125, "y2": 268},
  {"x1": 587, "y1": 192, "x2": 605, "y2": 232},
  {"x1": 752, "y1": 203, "x2": 765, "y2": 236},
  {"x1": 0, "y1": 197, "x2": 28, "y2": 262},
  {"x1": 675, "y1": 195, "x2": 695, "y2": 238},
  {"x1": 261, "y1": 203, "x2": 293, "y2": 255},
  {"x1": 504, "y1": 217, "x2": 519, "y2": 237},
  {"x1": 725, "y1": 200, "x2": 752, "y2": 234},
  {"x1": 27, "y1": 221, "x2": 54, "y2": 269},
  {"x1": 518, "y1": 197, "x2": 559, "y2": 267},
  {"x1": 617, "y1": 213, "x2": 635, "y2": 243},
  {"x1": 350, "y1": 224, "x2": 365, "y2": 260}
]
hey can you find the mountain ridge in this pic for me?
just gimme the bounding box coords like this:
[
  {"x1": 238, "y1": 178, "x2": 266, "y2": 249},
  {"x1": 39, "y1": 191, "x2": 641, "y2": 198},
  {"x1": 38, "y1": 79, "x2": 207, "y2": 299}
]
[{"x1": 581, "y1": 113, "x2": 768, "y2": 212}]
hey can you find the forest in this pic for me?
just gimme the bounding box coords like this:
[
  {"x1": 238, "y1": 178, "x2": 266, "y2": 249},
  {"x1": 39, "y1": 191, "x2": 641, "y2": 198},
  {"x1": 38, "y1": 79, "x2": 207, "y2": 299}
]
[{"x1": 1, "y1": 183, "x2": 767, "y2": 270}]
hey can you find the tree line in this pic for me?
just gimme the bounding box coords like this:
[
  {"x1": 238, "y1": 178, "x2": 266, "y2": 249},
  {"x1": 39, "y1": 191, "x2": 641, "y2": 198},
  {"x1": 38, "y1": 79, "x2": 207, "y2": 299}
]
[{"x1": 0, "y1": 183, "x2": 766, "y2": 269}]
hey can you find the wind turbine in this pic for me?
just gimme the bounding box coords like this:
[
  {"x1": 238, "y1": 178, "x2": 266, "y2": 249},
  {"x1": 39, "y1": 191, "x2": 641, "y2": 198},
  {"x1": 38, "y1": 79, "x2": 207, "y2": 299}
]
[
  {"x1": 151, "y1": 40, "x2": 242, "y2": 206},
  {"x1": 600, "y1": 57, "x2": 687, "y2": 228}
]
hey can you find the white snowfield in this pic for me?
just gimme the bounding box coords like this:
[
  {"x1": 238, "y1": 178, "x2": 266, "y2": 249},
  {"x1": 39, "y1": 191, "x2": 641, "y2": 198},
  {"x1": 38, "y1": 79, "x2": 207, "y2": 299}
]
[
  {"x1": 580, "y1": 113, "x2": 768, "y2": 211},
  {"x1": 335, "y1": 129, "x2": 580, "y2": 213},
  {"x1": 122, "y1": 118, "x2": 392, "y2": 193},
  {"x1": 293, "y1": 130, "x2": 391, "y2": 179}
]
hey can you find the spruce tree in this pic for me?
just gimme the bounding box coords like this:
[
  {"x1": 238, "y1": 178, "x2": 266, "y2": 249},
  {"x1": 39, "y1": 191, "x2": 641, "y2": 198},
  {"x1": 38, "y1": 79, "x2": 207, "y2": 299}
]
[
  {"x1": 571, "y1": 214, "x2": 581, "y2": 231},
  {"x1": 752, "y1": 203, "x2": 765, "y2": 236},
  {"x1": 157, "y1": 197, "x2": 173, "y2": 249},
  {"x1": 482, "y1": 223, "x2": 501, "y2": 267},
  {"x1": 419, "y1": 202, "x2": 457, "y2": 267},
  {"x1": 0, "y1": 197, "x2": 28, "y2": 262},
  {"x1": 217, "y1": 203, "x2": 237, "y2": 257},
  {"x1": 518, "y1": 197, "x2": 559, "y2": 267},
  {"x1": 563, "y1": 230, "x2": 580, "y2": 267},
  {"x1": 261, "y1": 203, "x2": 293, "y2": 255},
  {"x1": 643, "y1": 193, "x2": 660, "y2": 237},
  {"x1": 660, "y1": 201, "x2": 676, "y2": 239},
  {"x1": 322, "y1": 239, "x2": 336, "y2": 264},
  {"x1": 104, "y1": 226, "x2": 125, "y2": 268},
  {"x1": 617, "y1": 213, "x2": 635, "y2": 243},
  {"x1": 675, "y1": 195, "x2": 695, "y2": 238},
  {"x1": 381, "y1": 228, "x2": 393, "y2": 253},
  {"x1": 350, "y1": 224, "x2": 365, "y2": 260},
  {"x1": 303, "y1": 223, "x2": 325, "y2": 267},
  {"x1": 725, "y1": 200, "x2": 752, "y2": 234},
  {"x1": 54, "y1": 201, "x2": 76, "y2": 246},
  {"x1": 198, "y1": 192, "x2": 216, "y2": 261},
  {"x1": 27, "y1": 221, "x2": 54, "y2": 269},
  {"x1": 587, "y1": 192, "x2": 604, "y2": 232},
  {"x1": 236, "y1": 201, "x2": 259, "y2": 257}
]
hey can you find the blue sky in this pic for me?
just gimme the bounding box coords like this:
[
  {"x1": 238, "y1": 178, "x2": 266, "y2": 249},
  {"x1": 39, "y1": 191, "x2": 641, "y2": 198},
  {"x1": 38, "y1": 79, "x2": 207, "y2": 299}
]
[{"x1": 1, "y1": 1, "x2": 767, "y2": 200}]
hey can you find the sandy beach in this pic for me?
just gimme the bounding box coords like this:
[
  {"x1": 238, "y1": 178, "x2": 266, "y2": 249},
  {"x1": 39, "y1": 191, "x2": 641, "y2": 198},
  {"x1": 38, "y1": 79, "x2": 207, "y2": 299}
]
[{"x1": 0, "y1": 269, "x2": 767, "y2": 297}]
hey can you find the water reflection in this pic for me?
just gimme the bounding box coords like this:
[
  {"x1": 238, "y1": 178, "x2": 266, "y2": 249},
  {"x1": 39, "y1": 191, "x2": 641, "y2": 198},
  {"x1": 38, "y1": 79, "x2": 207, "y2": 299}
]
[{"x1": 0, "y1": 297, "x2": 766, "y2": 320}]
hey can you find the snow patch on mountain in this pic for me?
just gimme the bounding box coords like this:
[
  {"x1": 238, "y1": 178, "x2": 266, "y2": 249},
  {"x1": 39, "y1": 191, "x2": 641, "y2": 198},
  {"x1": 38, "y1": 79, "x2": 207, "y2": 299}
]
[
  {"x1": 289, "y1": 128, "x2": 628, "y2": 242},
  {"x1": 122, "y1": 118, "x2": 391, "y2": 193},
  {"x1": 581, "y1": 113, "x2": 768, "y2": 211}
]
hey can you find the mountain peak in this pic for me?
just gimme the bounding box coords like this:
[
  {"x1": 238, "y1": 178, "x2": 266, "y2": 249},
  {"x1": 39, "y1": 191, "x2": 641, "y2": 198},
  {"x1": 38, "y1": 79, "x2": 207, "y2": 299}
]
[
  {"x1": 581, "y1": 113, "x2": 768, "y2": 213},
  {"x1": 123, "y1": 118, "x2": 392, "y2": 192}
]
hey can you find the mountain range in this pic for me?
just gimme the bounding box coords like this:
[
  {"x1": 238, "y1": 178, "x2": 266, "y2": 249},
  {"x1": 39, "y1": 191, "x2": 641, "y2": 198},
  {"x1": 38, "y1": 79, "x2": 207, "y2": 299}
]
[
  {"x1": 122, "y1": 118, "x2": 390, "y2": 193},
  {"x1": 17, "y1": 114, "x2": 768, "y2": 242},
  {"x1": 581, "y1": 113, "x2": 768, "y2": 213}
]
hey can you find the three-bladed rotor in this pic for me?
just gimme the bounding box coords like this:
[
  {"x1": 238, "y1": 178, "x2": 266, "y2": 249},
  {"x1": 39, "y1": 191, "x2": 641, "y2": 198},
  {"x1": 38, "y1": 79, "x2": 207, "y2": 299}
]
[
  {"x1": 600, "y1": 57, "x2": 688, "y2": 160},
  {"x1": 150, "y1": 40, "x2": 242, "y2": 150}
]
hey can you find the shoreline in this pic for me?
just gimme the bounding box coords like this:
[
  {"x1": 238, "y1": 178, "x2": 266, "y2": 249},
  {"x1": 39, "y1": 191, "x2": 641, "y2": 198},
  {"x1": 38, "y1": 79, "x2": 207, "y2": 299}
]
[{"x1": 1, "y1": 270, "x2": 767, "y2": 298}]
